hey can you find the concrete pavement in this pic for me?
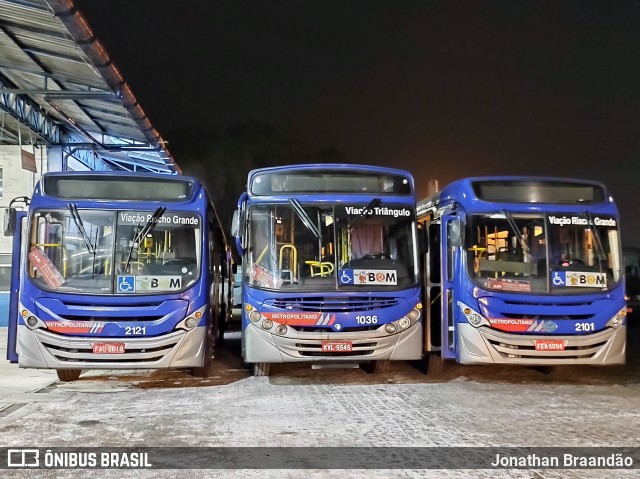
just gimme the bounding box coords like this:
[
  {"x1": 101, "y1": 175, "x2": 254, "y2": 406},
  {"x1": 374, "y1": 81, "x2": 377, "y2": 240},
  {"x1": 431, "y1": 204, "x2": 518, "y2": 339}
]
[{"x1": 0, "y1": 327, "x2": 69, "y2": 428}]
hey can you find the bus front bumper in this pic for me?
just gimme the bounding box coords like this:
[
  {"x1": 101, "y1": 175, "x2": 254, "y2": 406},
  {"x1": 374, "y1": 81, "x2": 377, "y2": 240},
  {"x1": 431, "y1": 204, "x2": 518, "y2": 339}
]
[
  {"x1": 16, "y1": 325, "x2": 208, "y2": 370},
  {"x1": 243, "y1": 321, "x2": 423, "y2": 363},
  {"x1": 457, "y1": 324, "x2": 626, "y2": 365}
]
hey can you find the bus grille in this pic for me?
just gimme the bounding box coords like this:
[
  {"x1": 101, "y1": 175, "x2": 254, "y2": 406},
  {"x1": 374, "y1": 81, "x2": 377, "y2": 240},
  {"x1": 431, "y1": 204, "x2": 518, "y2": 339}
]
[
  {"x1": 56, "y1": 314, "x2": 165, "y2": 323},
  {"x1": 267, "y1": 296, "x2": 399, "y2": 313},
  {"x1": 35, "y1": 330, "x2": 184, "y2": 364},
  {"x1": 480, "y1": 327, "x2": 614, "y2": 361},
  {"x1": 480, "y1": 298, "x2": 598, "y2": 322},
  {"x1": 295, "y1": 325, "x2": 379, "y2": 333}
]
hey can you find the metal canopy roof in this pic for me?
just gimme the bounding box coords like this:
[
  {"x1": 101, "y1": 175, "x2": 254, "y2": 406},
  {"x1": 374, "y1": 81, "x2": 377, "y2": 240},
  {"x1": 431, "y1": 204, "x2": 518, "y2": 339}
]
[{"x1": 0, "y1": 0, "x2": 180, "y2": 174}]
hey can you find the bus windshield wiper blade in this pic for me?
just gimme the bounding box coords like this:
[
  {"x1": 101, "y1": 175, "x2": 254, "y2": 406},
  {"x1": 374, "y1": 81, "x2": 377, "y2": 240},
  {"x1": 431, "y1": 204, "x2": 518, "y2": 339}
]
[
  {"x1": 125, "y1": 207, "x2": 166, "y2": 273},
  {"x1": 289, "y1": 198, "x2": 320, "y2": 238},
  {"x1": 500, "y1": 209, "x2": 530, "y2": 255},
  {"x1": 135, "y1": 207, "x2": 166, "y2": 242},
  {"x1": 349, "y1": 198, "x2": 381, "y2": 230},
  {"x1": 68, "y1": 203, "x2": 95, "y2": 254}
]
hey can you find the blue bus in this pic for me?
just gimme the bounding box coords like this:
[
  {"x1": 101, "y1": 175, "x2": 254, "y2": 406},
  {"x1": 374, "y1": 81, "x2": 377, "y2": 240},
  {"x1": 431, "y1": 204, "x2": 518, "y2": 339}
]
[
  {"x1": 417, "y1": 177, "x2": 626, "y2": 372},
  {"x1": 5, "y1": 172, "x2": 231, "y2": 381},
  {"x1": 232, "y1": 164, "x2": 423, "y2": 375}
]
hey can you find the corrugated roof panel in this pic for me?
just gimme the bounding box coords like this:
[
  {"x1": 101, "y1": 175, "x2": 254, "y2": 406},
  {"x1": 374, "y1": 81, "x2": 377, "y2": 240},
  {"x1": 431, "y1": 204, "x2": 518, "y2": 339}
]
[
  {"x1": 0, "y1": 0, "x2": 179, "y2": 173},
  {"x1": 0, "y1": 29, "x2": 42, "y2": 71}
]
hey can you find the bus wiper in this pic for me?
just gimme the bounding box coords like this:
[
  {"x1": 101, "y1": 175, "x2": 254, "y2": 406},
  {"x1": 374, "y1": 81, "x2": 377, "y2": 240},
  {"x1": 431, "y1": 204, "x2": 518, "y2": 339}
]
[
  {"x1": 349, "y1": 198, "x2": 381, "y2": 230},
  {"x1": 500, "y1": 209, "x2": 530, "y2": 255},
  {"x1": 68, "y1": 203, "x2": 95, "y2": 254},
  {"x1": 289, "y1": 198, "x2": 320, "y2": 238},
  {"x1": 585, "y1": 211, "x2": 607, "y2": 264},
  {"x1": 125, "y1": 207, "x2": 166, "y2": 273}
]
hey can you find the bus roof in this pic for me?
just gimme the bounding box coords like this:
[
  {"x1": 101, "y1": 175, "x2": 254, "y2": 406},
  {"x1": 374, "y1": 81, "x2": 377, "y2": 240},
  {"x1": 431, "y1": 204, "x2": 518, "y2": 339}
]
[
  {"x1": 34, "y1": 171, "x2": 203, "y2": 204},
  {"x1": 248, "y1": 163, "x2": 415, "y2": 177},
  {"x1": 418, "y1": 176, "x2": 611, "y2": 213},
  {"x1": 246, "y1": 163, "x2": 415, "y2": 196}
]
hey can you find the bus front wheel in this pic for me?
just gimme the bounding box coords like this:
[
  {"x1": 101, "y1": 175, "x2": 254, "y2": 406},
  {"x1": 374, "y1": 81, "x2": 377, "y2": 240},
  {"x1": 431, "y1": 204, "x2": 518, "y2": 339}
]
[
  {"x1": 252, "y1": 363, "x2": 270, "y2": 376},
  {"x1": 361, "y1": 360, "x2": 390, "y2": 374},
  {"x1": 425, "y1": 353, "x2": 446, "y2": 377},
  {"x1": 190, "y1": 321, "x2": 217, "y2": 378},
  {"x1": 56, "y1": 369, "x2": 82, "y2": 382}
]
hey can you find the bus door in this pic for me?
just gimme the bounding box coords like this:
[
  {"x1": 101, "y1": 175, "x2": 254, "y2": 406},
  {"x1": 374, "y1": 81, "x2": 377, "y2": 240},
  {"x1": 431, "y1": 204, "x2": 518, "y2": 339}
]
[
  {"x1": 440, "y1": 214, "x2": 461, "y2": 359},
  {"x1": 422, "y1": 220, "x2": 442, "y2": 355},
  {"x1": 5, "y1": 209, "x2": 27, "y2": 363}
]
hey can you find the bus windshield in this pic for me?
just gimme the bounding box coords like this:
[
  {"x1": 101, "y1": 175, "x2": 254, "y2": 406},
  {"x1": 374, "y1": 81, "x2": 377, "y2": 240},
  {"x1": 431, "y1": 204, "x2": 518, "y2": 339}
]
[
  {"x1": 245, "y1": 203, "x2": 417, "y2": 290},
  {"x1": 466, "y1": 213, "x2": 621, "y2": 294},
  {"x1": 27, "y1": 209, "x2": 202, "y2": 295}
]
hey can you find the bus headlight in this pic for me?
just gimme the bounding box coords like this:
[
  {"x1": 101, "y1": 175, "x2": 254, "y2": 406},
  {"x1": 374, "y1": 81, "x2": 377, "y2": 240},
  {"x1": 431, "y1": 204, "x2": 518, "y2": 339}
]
[
  {"x1": 606, "y1": 307, "x2": 627, "y2": 329},
  {"x1": 20, "y1": 305, "x2": 44, "y2": 330},
  {"x1": 185, "y1": 317, "x2": 198, "y2": 329},
  {"x1": 262, "y1": 319, "x2": 273, "y2": 330},
  {"x1": 458, "y1": 301, "x2": 490, "y2": 328},
  {"x1": 382, "y1": 304, "x2": 421, "y2": 335},
  {"x1": 175, "y1": 304, "x2": 207, "y2": 331},
  {"x1": 398, "y1": 317, "x2": 411, "y2": 330},
  {"x1": 468, "y1": 313, "x2": 483, "y2": 327},
  {"x1": 249, "y1": 310, "x2": 261, "y2": 322},
  {"x1": 276, "y1": 325, "x2": 288, "y2": 335}
]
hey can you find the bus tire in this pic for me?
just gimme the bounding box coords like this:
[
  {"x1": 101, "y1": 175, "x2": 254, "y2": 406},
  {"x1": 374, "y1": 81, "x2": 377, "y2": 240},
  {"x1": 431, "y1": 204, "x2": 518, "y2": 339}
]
[
  {"x1": 218, "y1": 313, "x2": 226, "y2": 344},
  {"x1": 190, "y1": 320, "x2": 217, "y2": 378},
  {"x1": 533, "y1": 365, "x2": 568, "y2": 378},
  {"x1": 252, "y1": 363, "x2": 270, "y2": 376},
  {"x1": 361, "y1": 360, "x2": 390, "y2": 374},
  {"x1": 426, "y1": 353, "x2": 445, "y2": 377},
  {"x1": 56, "y1": 369, "x2": 82, "y2": 382}
]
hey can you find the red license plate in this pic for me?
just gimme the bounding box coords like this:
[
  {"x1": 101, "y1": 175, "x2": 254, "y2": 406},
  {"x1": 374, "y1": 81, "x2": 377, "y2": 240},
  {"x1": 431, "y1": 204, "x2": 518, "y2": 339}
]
[
  {"x1": 534, "y1": 340, "x2": 565, "y2": 351},
  {"x1": 321, "y1": 341, "x2": 353, "y2": 352},
  {"x1": 92, "y1": 342, "x2": 125, "y2": 354}
]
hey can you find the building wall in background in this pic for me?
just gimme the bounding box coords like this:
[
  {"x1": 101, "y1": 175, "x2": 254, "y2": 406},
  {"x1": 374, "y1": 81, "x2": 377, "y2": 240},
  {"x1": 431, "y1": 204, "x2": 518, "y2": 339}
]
[{"x1": 0, "y1": 145, "x2": 49, "y2": 326}]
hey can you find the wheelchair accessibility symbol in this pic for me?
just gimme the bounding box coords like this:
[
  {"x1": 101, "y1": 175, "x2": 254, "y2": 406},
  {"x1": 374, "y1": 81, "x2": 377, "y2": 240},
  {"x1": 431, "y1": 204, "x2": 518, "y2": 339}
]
[
  {"x1": 117, "y1": 275, "x2": 136, "y2": 293},
  {"x1": 339, "y1": 270, "x2": 353, "y2": 284},
  {"x1": 552, "y1": 271, "x2": 565, "y2": 287}
]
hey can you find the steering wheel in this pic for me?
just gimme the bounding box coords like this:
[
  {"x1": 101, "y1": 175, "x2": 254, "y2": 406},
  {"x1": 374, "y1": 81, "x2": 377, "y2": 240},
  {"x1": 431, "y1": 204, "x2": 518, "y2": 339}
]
[{"x1": 364, "y1": 253, "x2": 387, "y2": 260}]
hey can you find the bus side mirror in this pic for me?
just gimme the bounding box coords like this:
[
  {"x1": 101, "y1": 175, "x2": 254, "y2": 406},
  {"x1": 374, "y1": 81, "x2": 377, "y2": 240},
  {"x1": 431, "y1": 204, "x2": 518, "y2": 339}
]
[
  {"x1": 4, "y1": 208, "x2": 16, "y2": 237},
  {"x1": 231, "y1": 209, "x2": 242, "y2": 237},
  {"x1": 449, "y1": 219, "x2": 462, "y2": 247},
  {"x1": 231, "y1": 209, "x2": 246, "y2": 256}
]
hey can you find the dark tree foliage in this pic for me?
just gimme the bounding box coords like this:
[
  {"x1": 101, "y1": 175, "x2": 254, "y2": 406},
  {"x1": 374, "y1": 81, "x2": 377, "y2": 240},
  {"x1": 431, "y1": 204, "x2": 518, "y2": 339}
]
[{"x1": 168, "y1": 122, "x2": 344, "y2": 249}]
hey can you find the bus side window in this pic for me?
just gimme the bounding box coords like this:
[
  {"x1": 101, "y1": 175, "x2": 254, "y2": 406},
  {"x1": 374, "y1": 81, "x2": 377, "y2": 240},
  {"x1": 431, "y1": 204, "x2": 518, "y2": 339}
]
[
  {"x1": 446, "y1": 221, "x2": 455, "y2": 281},
  {"x1": 428, "y1": 223, "x2": 440, "y2": 283}
]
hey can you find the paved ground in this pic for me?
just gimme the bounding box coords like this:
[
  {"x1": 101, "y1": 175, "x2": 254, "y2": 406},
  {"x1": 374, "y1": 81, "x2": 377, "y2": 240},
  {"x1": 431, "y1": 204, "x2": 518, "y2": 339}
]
[{"x1": 1, "y1": 320, "x2": 639, "y2": 479}]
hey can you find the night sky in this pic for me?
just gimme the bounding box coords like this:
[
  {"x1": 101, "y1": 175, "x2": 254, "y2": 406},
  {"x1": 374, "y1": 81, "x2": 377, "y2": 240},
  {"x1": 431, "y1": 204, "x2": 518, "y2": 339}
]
[{"x1": 75, "y1": 0, "x2": 640, "y2": 244}]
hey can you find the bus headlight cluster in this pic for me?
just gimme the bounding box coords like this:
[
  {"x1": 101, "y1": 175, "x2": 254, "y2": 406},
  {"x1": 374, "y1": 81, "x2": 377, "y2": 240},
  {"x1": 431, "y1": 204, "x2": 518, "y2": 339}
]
[
  {"x1": 20, "y1": 306, "x2": 44, "y2": 330},
  {"x1": 245, "y1": 308, "x2": 289, "y2": 335},
  {"x1": 458, "y1": 301, "x2": 490, "y2": 328},
  {"x1": 176, "y1": 305, "x2": 207, "y2": 331},
  {"x1": 383, "y1": 306, "x2": 421, "y2": 335},
  {"x1": 606, "y1": 307, "x2": 627, "y2": 329}
]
